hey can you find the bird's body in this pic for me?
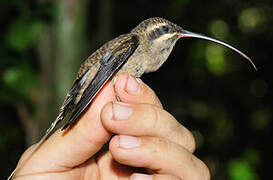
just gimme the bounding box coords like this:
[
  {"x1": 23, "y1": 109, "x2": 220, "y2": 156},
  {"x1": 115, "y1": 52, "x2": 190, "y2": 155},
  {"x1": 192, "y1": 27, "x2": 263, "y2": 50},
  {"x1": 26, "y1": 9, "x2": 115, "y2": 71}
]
[
  {"x1": 60, "y1": 18, "x2": 184, "y2": 129},
  {"x1": 8, "y1": 17, "x2": 257, "y2": 180}
]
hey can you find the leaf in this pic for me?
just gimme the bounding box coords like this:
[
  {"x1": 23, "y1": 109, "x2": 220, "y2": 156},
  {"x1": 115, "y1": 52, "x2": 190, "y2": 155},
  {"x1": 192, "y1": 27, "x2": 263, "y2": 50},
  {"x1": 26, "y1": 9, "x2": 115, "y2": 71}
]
[
  {"x1": 6, "y1": 19, "x2": 44, "y2": 52},
  {"x1": 2, "y1": 64, "x2": 38, "y2": 99},
  {"x1": 228, "y1": 159, "x2": 259, "y2": 180}
]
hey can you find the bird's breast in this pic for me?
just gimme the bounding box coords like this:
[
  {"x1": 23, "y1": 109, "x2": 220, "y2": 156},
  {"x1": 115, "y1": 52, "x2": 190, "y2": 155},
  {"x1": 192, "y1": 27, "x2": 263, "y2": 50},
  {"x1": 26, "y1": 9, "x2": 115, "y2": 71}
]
[
  {"x1": 121, "y1": 43, "x2": 171, "y2": 77},
  {"x1": 120, "y1": 45, "x2": 146, "y2": 77}
]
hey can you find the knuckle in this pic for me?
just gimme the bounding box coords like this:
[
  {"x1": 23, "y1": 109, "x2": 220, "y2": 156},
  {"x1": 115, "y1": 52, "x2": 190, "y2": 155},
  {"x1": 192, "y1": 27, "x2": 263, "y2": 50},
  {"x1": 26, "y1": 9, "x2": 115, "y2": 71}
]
[
  {"x1": 173, "y1": 123, "x2": 196, "y2": 153},
  {"x1": 152, "y1": 137, "x2": 171, "y2": 154},
  {"x1": 189, "y1": 156, "x2": 211, "y2": 180},
  {"x1": 147, "y1": 106, "x2": 174, "y2": 134},
  {"x1": 193, "y1": 157, "x2": 211, "y2": 180},
  {"x1": 163, "y1": 115, "x2": 196, "y2": 153},
  {"x1": 143, "y1": 104, "x2": 160, "y2": 132},
  {"x1": 143, "y1": 83, "x2": 162, "y2": 108},
  {"x1": 149, "y1": 90, "x2": 162, "y2": 108},
  {"x1": 185, "y1": 129, "x2": 196, "y2": 153},
  {"x1": 139, "y1": 104, "x2": 196, "y2": 153},
  {"x1": 201, "y1": 162, "x2": 211, "y2": 180}
]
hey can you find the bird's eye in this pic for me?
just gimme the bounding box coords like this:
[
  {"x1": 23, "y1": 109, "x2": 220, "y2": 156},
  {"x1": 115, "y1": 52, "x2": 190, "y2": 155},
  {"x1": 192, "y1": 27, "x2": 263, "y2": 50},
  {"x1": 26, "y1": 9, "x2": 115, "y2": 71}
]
[{"x1": 162, "y1": 26, "x2": 169, "y2": 33}]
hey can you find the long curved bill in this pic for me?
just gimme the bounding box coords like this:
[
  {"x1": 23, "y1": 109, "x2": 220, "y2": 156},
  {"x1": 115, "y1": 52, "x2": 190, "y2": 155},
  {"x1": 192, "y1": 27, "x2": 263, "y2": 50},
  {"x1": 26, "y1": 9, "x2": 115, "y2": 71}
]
[{"x1": 178, "y1": 30, "x2": 258, "y2": 71}]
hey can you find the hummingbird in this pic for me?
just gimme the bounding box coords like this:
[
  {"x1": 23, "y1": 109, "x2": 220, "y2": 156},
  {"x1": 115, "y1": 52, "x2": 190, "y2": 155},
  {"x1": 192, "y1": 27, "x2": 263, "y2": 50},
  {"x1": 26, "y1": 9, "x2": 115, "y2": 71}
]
[{"x1": 8, "y1": 17, "x2": 257, "y2": 179}]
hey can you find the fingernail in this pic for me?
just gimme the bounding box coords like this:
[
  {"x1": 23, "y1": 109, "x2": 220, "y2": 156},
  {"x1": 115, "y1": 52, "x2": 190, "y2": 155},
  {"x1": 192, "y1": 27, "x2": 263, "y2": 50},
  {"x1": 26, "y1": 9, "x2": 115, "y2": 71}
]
[
  {"x1": 130, "y1": 173, "x2": 153, "y2": 180},
  {"x1": 119, "y1": 135, "x2": 141, "y2": 149},
  {"x1": 126, "y1": 75, "x2": 140, "y2": 95},
  {"x1": 112, "y1": 102, "x2": 132, "y2": 120}
]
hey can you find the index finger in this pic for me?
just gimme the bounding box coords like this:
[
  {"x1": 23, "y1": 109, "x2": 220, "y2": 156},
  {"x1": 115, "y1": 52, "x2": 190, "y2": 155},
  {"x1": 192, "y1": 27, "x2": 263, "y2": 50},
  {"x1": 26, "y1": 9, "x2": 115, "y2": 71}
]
[{"x1": 114, "y1": 73, "x2": 163, "y2": 108}]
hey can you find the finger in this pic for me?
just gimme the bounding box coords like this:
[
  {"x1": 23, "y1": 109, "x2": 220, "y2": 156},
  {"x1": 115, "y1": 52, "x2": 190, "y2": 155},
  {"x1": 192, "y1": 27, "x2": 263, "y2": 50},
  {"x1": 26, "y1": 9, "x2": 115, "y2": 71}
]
[
  {"x1": 18, "y1": 81, "x2": 116, "y2": 174},
  {"x1": 42, "y1": 73, "x2": 161, "y2": 168},
  {"x1": 130, "y1": 173, "x2": 181, "y2": 180},
  {"x1": 17, "y1": 72, "x2": 164, "y2": 174},
  {"x1": 101, "y1": 102, "x2": 195, "y2": 152},
  {"x1": 47, "y1": 73, "x2": 161, "y2": 167},
  {"x1": 110, "y1": 135, "x2": 210, "y2": 180},
  {"x1": 114, "y1": 73, "x2": 162, "y2": 108}
]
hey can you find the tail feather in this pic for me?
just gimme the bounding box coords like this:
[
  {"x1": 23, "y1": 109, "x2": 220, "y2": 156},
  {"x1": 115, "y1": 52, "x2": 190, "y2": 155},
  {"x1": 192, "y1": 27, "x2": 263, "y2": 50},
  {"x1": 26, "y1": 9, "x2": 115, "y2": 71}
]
[{"x1": 7, "y1": 114, "x2": 64, "y2": 180}]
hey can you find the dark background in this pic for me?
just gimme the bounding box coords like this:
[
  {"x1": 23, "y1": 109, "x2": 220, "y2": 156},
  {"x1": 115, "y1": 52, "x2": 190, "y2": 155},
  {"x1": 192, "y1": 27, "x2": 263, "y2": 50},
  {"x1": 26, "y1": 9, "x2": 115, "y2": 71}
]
[{"x1": 0, "y1": 0, "x2": 272, "y2": 179}]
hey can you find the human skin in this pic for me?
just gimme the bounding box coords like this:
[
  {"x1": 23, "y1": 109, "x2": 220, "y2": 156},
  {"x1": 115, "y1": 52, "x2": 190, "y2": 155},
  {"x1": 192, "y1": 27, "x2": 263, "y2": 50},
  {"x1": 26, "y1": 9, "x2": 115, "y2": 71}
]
[{"x1": 13, "y1": 73, "x2": 210, "y2": 180}]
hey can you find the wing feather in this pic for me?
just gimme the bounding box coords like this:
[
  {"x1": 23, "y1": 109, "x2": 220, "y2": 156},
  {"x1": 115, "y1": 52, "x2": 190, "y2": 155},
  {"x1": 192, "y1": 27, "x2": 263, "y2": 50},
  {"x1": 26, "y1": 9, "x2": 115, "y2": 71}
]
[{"x1": 62, "y1": 35, "x2": 139, "y2": 130}]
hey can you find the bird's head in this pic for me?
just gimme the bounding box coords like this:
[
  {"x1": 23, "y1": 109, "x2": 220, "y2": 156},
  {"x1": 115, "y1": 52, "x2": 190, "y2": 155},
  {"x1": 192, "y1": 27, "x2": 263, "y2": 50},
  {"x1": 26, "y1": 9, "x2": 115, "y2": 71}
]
[
  {"x1": 131, "y1": 17, "x2": 183, "y2": 57},
  {"x1": 131, "y1": 17, "x2": 257, "y2": 71}
]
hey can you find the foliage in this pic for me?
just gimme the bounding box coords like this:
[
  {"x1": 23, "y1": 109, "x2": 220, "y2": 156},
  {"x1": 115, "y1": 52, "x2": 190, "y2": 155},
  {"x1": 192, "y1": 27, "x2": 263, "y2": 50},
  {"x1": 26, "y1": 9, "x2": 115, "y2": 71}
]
[
  {"x1": 0, "y1": 1, "x2": 52, "y2": 177},
  {"x1": 6, "y1": 19, "x2": 44, "y2": 52}
]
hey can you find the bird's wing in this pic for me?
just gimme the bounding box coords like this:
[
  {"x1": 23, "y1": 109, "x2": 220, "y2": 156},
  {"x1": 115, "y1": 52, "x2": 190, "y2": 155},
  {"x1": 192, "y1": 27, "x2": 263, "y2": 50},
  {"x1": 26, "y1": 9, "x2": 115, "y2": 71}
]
[
  {"x1": 60, "y1": 69, "x2": 92, "y2": 117},
  {"x1": 62, "y1": 35, "x2": 139, "y2": 130}
]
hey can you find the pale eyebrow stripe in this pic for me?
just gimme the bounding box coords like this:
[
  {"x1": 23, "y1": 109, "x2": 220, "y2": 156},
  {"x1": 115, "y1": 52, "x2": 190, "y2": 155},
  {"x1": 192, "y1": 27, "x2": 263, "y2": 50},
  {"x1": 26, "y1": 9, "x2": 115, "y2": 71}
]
[{"x1": 146, "y1": 22, "x2": 167, "y2": 33}]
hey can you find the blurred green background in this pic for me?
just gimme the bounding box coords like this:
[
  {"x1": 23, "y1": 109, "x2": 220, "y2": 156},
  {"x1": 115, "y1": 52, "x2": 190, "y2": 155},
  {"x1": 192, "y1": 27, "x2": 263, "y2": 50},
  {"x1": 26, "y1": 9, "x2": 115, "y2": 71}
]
[{"x1": 0, "y1": 0, "x2": 272, "y2": 179}]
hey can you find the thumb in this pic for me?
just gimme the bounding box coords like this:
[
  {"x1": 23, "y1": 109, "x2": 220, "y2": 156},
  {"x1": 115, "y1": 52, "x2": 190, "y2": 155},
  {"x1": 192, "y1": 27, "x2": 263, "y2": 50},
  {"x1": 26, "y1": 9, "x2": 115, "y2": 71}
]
[{"x1": 17, "y1": 80, "x2": 116, "y2": 175}]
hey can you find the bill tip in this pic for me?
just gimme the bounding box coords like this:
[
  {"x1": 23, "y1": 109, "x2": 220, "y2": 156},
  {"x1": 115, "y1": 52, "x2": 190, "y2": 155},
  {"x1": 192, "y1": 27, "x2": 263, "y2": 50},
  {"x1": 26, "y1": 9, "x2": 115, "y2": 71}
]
[{"x1": 245, "y1": 56, "x2": 258, "y2": 71}]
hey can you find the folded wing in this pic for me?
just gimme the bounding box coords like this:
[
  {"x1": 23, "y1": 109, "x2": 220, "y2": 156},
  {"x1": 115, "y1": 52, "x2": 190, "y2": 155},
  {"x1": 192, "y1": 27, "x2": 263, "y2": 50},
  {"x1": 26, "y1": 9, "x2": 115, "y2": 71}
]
[{"x1": 62, "y1": 35, "x2": 139, "y2": 130}]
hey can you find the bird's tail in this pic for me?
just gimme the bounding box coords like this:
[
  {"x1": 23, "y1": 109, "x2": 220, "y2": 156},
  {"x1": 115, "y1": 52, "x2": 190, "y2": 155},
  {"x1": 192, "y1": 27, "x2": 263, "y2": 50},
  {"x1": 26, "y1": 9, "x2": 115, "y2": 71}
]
[{"x1": 7, "y1": 113, "x2": 64, "y2": 180}]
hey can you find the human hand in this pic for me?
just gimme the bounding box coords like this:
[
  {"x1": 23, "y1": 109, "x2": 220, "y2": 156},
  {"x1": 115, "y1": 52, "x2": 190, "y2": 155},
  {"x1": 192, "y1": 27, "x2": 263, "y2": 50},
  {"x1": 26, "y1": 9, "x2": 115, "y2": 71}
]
[{"x1": 14, "y1": 73, "x2": 210, "y2": 180}]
